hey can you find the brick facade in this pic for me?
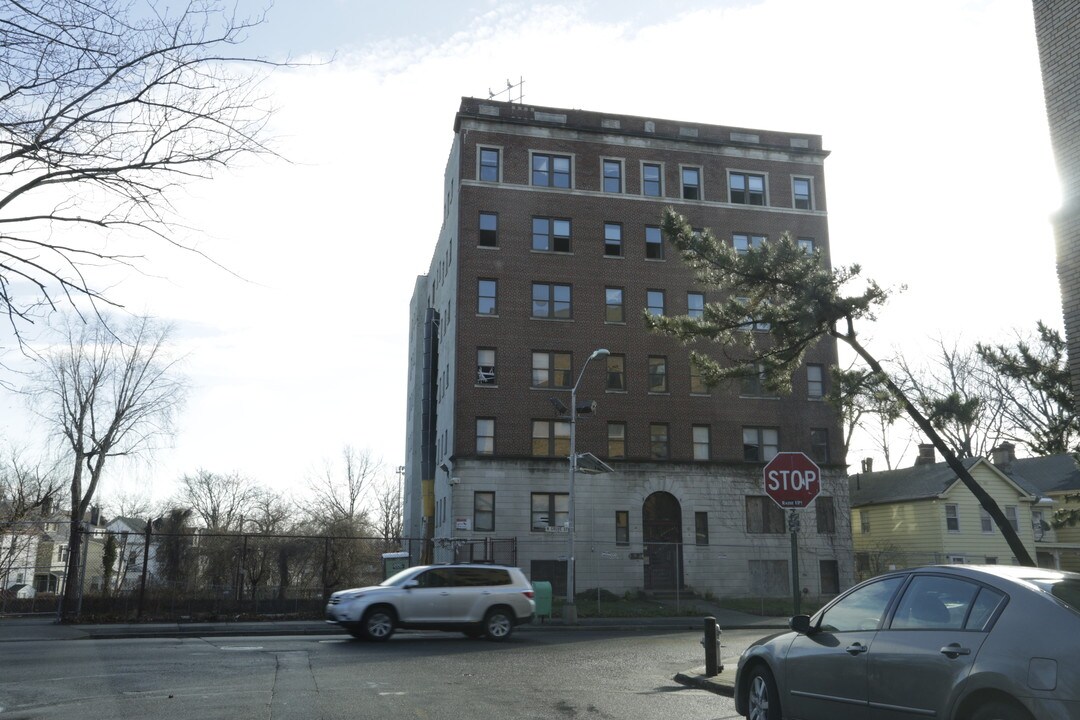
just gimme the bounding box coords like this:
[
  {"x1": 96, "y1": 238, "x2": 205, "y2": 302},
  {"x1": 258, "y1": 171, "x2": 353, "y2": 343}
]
[{"x1": 404, "y1": 98, "x2": 853, "y2": 599}]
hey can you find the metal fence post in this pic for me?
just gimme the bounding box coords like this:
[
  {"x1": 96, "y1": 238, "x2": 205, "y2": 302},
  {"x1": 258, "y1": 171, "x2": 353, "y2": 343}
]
[{"x1": 136, "y1": 518, "x2": 151, "y2": 620}]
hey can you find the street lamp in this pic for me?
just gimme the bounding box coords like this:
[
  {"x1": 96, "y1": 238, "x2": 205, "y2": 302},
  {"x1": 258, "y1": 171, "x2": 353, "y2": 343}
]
[{"x1": 565, "y1": 347, "x2": 609, "y2": 624}]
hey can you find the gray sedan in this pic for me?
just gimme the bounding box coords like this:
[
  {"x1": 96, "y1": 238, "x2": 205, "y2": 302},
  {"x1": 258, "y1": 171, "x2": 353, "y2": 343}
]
[{"x1": 734, "y1": 564, "x2": 1080, "y2": 720}]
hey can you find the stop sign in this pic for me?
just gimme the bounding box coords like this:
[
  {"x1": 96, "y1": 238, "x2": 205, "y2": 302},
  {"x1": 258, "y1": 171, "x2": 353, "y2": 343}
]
[{"x1": 763, "y1": 452, "x2": 821, "y2": 509}]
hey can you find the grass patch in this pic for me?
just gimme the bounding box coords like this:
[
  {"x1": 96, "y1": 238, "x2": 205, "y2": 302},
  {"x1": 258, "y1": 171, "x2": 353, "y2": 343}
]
[
  {"x1": 715, "y1": 597, "x2": 825, "y2": 617},
  {"x1": 552, "y1": 590, "x2": 702, "y2": 619}
]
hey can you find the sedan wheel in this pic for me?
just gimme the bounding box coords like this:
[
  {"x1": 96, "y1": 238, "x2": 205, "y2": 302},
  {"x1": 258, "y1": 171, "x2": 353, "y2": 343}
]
[
  {"x1": 484, "y1": 608, "x2": 513, "y2": 641},
  {"x1": 746, "y1": 666, "x2": 781, "y2": 720},
  {"x1": 362, "y1": 608, "x2": 396, "y2": 642}
]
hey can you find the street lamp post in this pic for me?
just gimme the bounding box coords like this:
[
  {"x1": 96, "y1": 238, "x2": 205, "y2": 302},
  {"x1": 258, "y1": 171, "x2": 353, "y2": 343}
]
[{"x1": 565, "y1": 347, "x2": 609, "y2": 624}]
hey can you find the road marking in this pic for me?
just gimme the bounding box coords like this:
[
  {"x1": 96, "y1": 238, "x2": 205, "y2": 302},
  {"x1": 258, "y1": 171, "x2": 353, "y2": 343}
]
[
  {"x1": 220, "y1": 646, "x2": 263, "y2": 651},
  {"x1": 378, "y1": 692, "x2": 407, "y2": 696}
]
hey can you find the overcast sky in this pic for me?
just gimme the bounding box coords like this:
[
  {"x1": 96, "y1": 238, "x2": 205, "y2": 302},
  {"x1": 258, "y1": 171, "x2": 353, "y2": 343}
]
[{"x1": 0, "y1": 0, "x2": 1061, "y2": 506}]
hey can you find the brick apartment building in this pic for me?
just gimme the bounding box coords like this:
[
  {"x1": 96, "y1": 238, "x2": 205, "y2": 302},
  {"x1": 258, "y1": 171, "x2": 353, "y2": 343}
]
[
  {"x1": 403, "y1": 97, "x2": 853, "y2": 600},
  {"x1": 1033, "y1": 1, "x2": 1080, "y2": 405}
]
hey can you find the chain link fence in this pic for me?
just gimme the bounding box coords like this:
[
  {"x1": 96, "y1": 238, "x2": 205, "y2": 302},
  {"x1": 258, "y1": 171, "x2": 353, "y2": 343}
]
[{"x1": 2, "y1": 518, "x2": 944, "y2": 621}]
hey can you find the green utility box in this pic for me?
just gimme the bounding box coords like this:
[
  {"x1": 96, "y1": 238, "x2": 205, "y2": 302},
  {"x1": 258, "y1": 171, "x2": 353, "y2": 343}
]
[
  {"x1": 532, "y1": 580, "x2": 553, "y2": 620},
  {"x1": 381, "y1": 552, "x2": 410, "y2": 579}
]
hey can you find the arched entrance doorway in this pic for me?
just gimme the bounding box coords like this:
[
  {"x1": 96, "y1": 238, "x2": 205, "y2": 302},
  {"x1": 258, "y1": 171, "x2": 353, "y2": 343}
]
[{"x1": 642, "y1": 492, "x2": 683, "y2": 591}]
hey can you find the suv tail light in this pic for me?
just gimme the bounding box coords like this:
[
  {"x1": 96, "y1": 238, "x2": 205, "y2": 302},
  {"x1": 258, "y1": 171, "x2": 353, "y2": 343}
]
[{"x1": 523, "y1": 590, "x2": 534, "y2": 599}]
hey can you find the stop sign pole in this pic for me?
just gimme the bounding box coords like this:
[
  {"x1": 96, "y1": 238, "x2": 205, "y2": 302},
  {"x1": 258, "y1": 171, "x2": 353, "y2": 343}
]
[{"x1": 762, "y1": 453, "x2": 821, "y2": 615}]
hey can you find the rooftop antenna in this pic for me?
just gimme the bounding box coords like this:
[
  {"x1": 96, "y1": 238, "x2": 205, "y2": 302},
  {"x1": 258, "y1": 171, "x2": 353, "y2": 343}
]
[{"x1": 488, "y1": 76, "x2": 524, "y2": 104}]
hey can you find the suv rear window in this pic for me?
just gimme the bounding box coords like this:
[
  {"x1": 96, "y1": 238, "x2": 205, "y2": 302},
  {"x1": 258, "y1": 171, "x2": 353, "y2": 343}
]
[{"x1": 453, "y1": 567, "x2": 511, "y2": 586}]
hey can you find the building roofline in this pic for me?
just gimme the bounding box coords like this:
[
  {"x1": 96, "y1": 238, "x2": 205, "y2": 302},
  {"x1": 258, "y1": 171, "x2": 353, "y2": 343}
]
[{"x1": 453, "y1": 96, "x2": 830, "y2": 158}]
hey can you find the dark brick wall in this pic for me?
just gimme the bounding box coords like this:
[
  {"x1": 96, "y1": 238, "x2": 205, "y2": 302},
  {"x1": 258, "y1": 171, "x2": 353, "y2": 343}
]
[
  {"x1": 1034, "y1": 0, "x2": 1080, "y2": 406},
  {"x1": 448, "y1": 99, "x2": 841, "y2": 466}
]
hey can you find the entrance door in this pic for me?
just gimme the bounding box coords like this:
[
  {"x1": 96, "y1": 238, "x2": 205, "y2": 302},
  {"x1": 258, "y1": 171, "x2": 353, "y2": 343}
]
[{"x1": 642, "y1": 492, "x2": 682, "y2": 590}]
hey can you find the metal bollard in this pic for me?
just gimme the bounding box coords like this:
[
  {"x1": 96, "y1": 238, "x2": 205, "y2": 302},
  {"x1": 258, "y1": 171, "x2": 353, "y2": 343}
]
[{"x1": 701, "y1": 616, "x2": 723, "y2": 677}]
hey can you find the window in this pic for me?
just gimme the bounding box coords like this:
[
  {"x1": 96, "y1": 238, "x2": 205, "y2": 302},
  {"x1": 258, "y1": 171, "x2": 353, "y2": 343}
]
[
  {"x1": 650, "y1": 423, "x2": 669, "y2": 459},
  {"x1": 608, "y1": 422, "x2": 627, "y2": 459},
  {"x1": 1006, "y1": 505, "x2": 1019, "y2": 531},
  {"x1": 891, "y1": 575, "x2": 981, "y2": 631},
  {"x1": 818, "y1": 577, "x2": 905, "y2": 633},
  {"x1": 476, "y1": 418, "x2": 494, "y2": 455},
  {"x1": 642, "y1": 162, "x2": 662, "y2": 196},
  {"x1": 478, "y1": 279, "x2": 497, "y2": 315},
  {"x1": 730, "y1": 171, "x2": 765, "y2": 205},
  {"x1": 605, "y1": 287, "x2": 625, "y2": 323},
  {"x1": 689, "y1": 360, "x2": 709, "y2": 394},
  {"x1": 692, "y1": 425, "x2": 710, "y2": 461},
  {"x1": 474, "y1": 491, "x2": 495, "y2": 532},
  {"x1": 980, "y1": 507, "x2": 994, "y2": 533},
  {"x1": 860, "y1": 510, "x2": 871, "y2": 534},
  {"x1": 477, "y1": 348, "x2": 496, "y2": 385},
  {"x1": 532, "y1": 420, "x2": 570, "y2": 457},
  {"x1": 604, "y1": 222, "x2": 623, "y2": 257},
  {"x1": 807, "y1": 364, "x2": 824, "y2": 398},
  {"x1": 741, "y1": 364, "x2": 775, "y2": 397},
  {"x1": 736, "y1": 296, "x2": 770, "y2": 331},
  {"x1": 479, "y1": 147, "x2": 500, "y2": 182},
  {"x1": 615, "y1": 510, "x2": 629, "y2": 545},
  {"x1": 606, "y1": 354, "x2": 626, "y2": 391},
  {"x1": 695, "y1": 512, "x2": 709, "y2": 545},
  {"x1": 682, "y1": 166, "x2": 701, "y2": 199},
  {"x1": 816, "y1": 496, "x2": 836, "y2": 534},
  {"x1": 946, "y1": 504, "x2": 960, "y2": 533},
  {"x1": 793, "y1": 177, "x2": 813, "y2": 209},
  {"x1": 479, "y1": 212, "x2": 498, "y2": 247},
  {"x1": 746, "y1": 496, "x2": 785, "y2": 533},
  {"x1": 532, "y1": 351, "x2": 572, "y2": 388},
  {"x1": 648, "y1": 356, "x2": 668, "y2": 393},
  {"x1": 820, "y1": 559, "x2": 840, "y2": 595},
  {"x1": 645, "y1": 225, "x2": 664, "y2": 260},
  {"x1": 733, "y1": 233, "x2": 766, "y2": 254},
  {"x1": 743, "y1": 427, "x2": 779, "y2": 462},
  {"x1": 603, "y1": 159, "x2": 623, "y2": 193},
  {"x1": 532, "y1": 283, "x2": 571, "y2": 319},
  {"x1": 687, "y1": 292, "x2": 704, "y2": 318},
  {"x1": 798, "y1": 237, "x2": 816, "y2": 254},
  {"x1": 810, "y1": 428, "x2": 829, "y2": 464},
  {"x1": 532, "y1": 492, "x2": 569, "y2": 530},
  {"x1": 533, "y1": 217, "x2": 571, "y2": 252},
  {"x1": 646, "y1": 289, "x2": 665, "y2": 316},
  {"x1": 532, "y1": 153, "x2": 571, "y2": 188}
]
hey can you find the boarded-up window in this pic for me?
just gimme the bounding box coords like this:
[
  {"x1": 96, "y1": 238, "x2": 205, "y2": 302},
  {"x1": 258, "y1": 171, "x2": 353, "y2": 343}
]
[
  {"x1": 749, "y1": 559, "x2": 790, "y2": 597},
  {"x1": 746, "y1": 496, "x2": 786, "y2": 534}
]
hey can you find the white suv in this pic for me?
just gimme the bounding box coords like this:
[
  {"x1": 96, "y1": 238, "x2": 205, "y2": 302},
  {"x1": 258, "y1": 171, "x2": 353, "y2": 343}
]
[{"x1": 325, "y1": 563, "x2": 536, "y2": 641}]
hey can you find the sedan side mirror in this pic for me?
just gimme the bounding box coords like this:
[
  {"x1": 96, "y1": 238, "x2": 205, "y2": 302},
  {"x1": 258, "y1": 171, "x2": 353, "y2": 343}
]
[
  {"x1": 789, "y1": 614, "x2": 814, "y2": 635},
  {"x1": 404, "y1": 580, "x2": 419, "y2": 590}
]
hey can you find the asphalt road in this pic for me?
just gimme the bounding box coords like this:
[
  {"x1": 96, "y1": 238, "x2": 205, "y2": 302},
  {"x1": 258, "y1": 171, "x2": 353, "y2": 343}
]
[{"x1": 0, "y1": 627, "x2": 759, "y2": 719}]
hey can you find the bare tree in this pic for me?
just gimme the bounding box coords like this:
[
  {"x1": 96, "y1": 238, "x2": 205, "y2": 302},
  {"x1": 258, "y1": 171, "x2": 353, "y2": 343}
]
[
  {"x1": 30, "y1": 314, "x2": 185, "y2": 614},
  {"x1": 304, "y1": 446, "x2": 380, "y2": 535},
  {"x1": 174, "y1": 469, "x2": 258, "y2": 531},
  {"x1": 0, "y1": 447, "x2": 64, "y2": 587},
  {"x1": 897, "y1": 339, "x2": 1005, "y2": 459},
  {"x1": 98, "y1": 487, "x2": 153, "y2": 521},
  {"x1": 370, "y1": 475, "x2": 403, "y2": 551},
  {"x1": 828, "y1": 367, "x2": 909, "y2": 470},
  {"x1": 0, "y1": 0, "x2": 279, "y2": 336}
]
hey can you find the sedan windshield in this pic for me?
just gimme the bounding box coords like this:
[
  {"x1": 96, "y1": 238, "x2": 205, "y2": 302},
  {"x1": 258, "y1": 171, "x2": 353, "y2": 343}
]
[{"x1": 1027, "y1": 576, "x2": 1080, "y2": 614}]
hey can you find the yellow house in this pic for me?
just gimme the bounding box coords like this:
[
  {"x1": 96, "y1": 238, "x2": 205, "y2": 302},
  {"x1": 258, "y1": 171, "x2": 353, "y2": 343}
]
[
  {"x1": 991, "y1": 446, "x2": 1080, "y2": 572},
  {"x1": 849, "y1": 449, "x2": 1050, "y2": 580}
]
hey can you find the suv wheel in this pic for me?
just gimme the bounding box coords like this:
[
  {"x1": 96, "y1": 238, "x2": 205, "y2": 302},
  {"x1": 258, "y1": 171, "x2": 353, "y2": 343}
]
[
  {"x1": 362, "y1": 606, "x2": 396, "y2": 642},
  {"x1": 483, "y1": 607, "x2": 514, "y2": 641}
]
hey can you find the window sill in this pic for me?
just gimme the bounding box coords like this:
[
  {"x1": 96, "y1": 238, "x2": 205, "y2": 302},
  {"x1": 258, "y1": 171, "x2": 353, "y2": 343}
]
[
  {"x1": 477, "y1": 244, "x2": 499, "y2": 250},
  {"x1": 603, "y1": 254, "x2": 625, "y2": 260},
  {"x1": 475, "y1": 384, "x2": 499, "y2": 388},
  {"x1": 647, "y1": 391, "x2": 671, "y2": 396},
  {"x1": 476, "y1": 313, "x2": 500, "y2": 318},
  {"x1": 530, "y1": 317, "x2": 574, "y2": 322},
  {"x1": 605, "y1": 389, "x2": 628, "y2": 394},
  {"x1": 530, "y1": 249, "x2": 574, "y2": 256},
  {"x1": 644, "y1": 257, "x2": 666, "y2": 262}
]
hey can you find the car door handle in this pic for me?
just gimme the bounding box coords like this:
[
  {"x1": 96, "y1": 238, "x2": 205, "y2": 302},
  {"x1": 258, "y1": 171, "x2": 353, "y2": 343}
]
[
  {"x1": 940, "y1": 643, "x2": 971, "y2": 659},
  {"x1": 845, "y1": 642, "x2": 869, "y2": 655},
  {"x1": 439, "y1": 591, "x2": 450, "y2": 596}
]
